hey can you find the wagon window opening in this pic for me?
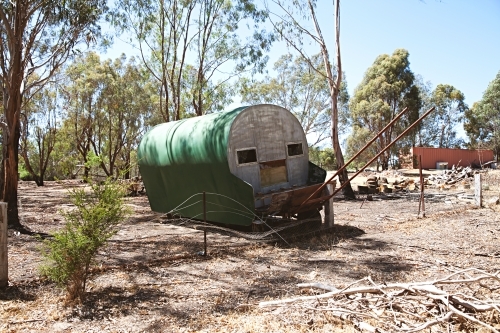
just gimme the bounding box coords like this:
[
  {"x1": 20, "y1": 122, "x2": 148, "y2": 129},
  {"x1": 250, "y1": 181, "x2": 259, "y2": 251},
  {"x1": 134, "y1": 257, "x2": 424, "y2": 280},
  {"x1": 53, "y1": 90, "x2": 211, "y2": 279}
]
[
  {"x1": 287, "y1": 143, "x2": 303, "y2": 156},
  {"x1": 237, "y1": 149, "x2": 257, "y2": 165}
]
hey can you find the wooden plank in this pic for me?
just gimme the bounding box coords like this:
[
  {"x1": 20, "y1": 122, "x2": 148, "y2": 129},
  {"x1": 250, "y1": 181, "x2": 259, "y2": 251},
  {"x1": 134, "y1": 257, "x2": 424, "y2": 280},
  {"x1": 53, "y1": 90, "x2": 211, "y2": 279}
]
[
  {"x1": 0, "y1": 203, "x2": 7, "y2": 287},
  {"x1": 261, "y1": 183, "x2": 323, "y2": 215},
  {"x1": 294, "y1": 197, "x2": 326, "y2": 213},
  {"x1": 260, "y1": 165, "x2": 287, "y2": 187},
  {"x1": 266, "y1": 192, "x2": 290, "y2": 213}
]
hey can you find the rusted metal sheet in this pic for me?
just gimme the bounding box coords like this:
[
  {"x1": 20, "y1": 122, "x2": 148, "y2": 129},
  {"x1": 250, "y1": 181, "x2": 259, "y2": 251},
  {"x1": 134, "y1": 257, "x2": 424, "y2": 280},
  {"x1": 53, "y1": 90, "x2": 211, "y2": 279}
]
[{"x1": 411, "y1": 147, "x2": 494, "y2": 169}]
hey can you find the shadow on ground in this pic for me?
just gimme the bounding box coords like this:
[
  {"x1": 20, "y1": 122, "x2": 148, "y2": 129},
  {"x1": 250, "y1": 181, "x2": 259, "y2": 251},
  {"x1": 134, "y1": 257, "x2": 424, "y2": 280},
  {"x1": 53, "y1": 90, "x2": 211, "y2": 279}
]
[{"x1": 0, "y1": 285, "x2": 37, "y2": 302}]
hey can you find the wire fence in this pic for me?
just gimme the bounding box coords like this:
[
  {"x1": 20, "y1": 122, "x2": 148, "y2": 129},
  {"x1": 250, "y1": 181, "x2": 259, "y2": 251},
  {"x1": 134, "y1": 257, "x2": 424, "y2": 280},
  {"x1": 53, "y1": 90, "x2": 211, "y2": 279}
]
[
  {"x1": 150, "y1": 169, "x2": 499, "y2": 243},
  {"x1": 331, "y1": 169, "x2": 500, "y2": 227},
  {"x1": 154, "y1": 191, "x2": 326, "y2": 244}
]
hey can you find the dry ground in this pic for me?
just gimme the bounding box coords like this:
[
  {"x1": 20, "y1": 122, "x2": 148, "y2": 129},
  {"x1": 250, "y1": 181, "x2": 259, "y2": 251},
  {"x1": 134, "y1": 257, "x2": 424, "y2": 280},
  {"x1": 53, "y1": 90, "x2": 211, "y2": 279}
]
[{"x1": 1, "y1": 170, "x2": 500, "y2": 332}]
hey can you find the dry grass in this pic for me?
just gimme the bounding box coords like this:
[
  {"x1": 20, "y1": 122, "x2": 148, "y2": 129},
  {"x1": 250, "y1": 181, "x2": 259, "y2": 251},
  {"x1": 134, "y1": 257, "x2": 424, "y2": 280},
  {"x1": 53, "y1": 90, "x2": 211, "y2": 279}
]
[{"x1": 1, "y1": 173, "x2": 500, "y2": 332}]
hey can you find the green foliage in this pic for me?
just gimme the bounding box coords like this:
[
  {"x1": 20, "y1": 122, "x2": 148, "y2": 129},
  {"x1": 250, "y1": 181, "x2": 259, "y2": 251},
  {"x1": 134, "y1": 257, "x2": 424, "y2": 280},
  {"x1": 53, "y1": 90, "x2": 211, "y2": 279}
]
[
  {"x1": 63, "y1": 53, "x2": 152, "y2": 179},
  {"x1": 39, "y1": 179, "x2": 129, "y2": 302},
  {"x1": 0, "y1": 0, "x2": 107, "y2": 226},
  {"x1": 309, "y1": 147, "x2": 337, "y2": 171},
  {"x1": 49, "y1": 123, "x2": 81, "y2": 180},
  {"x1": 20, "y1": 77, "x2": 61, "y2": 185},
  {"x1": 240, "y1": 53, "x2": 350, "y2": 146},
  {"x1": 465, "y1": 71, "x2": 500, "y2": 160},
  {"x1": 84, "y1": 151, "x2": 102, "y2": 169},
  {"x1": 18, "y1": 161, "x2": 33, "y2": 181},
  {"x1": 346, "y1": 127, "x2": 377, "y2": 170},
  {"x1": 111, "y1": 0, "x2": 274, "y2": 119},
  {"x1": 427, "y1": 84, "x2": 467, "y2": 148},
  {"x1": 348, "y1": 49, "x2": 422, "y2": 170}
]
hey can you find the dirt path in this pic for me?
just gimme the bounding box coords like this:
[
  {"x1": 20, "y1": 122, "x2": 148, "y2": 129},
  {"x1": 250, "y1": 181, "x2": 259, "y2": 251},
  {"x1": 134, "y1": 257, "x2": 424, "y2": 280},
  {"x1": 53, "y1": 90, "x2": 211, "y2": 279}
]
[{"x1": 1, "y1": 176, "x2": 499, "y2": 332}]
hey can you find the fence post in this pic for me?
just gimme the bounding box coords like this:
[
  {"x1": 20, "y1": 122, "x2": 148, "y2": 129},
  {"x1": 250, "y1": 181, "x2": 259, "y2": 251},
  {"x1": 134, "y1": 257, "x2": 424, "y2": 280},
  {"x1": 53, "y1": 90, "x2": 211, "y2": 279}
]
[
  {"x1": 0, "y1": 203, "x2": 7, "y2": 287},
  {"x1": 418, "y1": 155, "x2": 426, "y2": 218},
  {"x1": 323, "y1": 182, "x2": 335, "y2": 227},
  {"x1": 475, "y1": 174, "x2": 482, "y2": 207},
  {"x1": 203, "y1": 192, "x2": 207, "y2": 256}
]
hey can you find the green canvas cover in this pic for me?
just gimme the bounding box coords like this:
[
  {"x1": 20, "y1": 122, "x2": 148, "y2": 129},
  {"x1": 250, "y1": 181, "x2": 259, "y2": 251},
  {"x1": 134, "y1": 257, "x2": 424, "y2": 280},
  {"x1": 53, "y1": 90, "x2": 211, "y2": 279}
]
[{"x1": 138, "y1": 107, "x2": 256, "y2": 226}]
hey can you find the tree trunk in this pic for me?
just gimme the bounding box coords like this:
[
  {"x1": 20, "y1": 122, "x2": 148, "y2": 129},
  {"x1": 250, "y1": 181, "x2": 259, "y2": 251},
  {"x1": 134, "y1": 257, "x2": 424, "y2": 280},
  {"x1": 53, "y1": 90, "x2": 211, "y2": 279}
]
[
  {"x1": 84, "y1": 166, "x2": 90, "y2": 180},
  {"x1": 330, "y1": 104, "x2": 355, "y2": 198},
  {"x1": 123, "y1": 150, "x2": 131, "y2": 179},
  {"x1": 124, "y1": 167, "x2": 130, "y2": 180},
  {"x1": 2, "y1": 19, "x2": 24, "y2": 229},
  {"x1": 3, "y1": 92, "x2": 22, "y2": 228},
  {"x1": 3, "y1": 136, "x2": 21, "y2": 228},
  {"x1": 309, "y1": 0, "x2": 355, "y2": 199},
  {"x1": 381, "y1": 157, "x2": 389, "y2": 171}
]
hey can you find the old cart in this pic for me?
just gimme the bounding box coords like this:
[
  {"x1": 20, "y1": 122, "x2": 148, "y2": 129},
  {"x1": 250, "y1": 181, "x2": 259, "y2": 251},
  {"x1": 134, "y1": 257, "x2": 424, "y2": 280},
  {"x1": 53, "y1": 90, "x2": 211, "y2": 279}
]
[{"x1": 138, "y1": 104, "x2": 332, "y2": 227}]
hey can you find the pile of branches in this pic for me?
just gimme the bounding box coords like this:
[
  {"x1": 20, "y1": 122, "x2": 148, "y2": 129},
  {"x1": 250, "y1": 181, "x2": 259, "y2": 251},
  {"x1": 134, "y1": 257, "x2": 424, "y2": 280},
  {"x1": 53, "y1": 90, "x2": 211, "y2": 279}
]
[
  {"x1": 427, "y1": 165, "x2": 482, "y2": 186},
  {"x1": 260, "y1": 268, "x2": 500, "y2": 332}
]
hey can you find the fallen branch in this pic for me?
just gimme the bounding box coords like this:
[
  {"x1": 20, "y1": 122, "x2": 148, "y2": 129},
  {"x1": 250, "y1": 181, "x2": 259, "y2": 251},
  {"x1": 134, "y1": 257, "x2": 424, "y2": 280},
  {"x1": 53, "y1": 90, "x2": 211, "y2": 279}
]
[{"x1": 259, "y1": 268, "x2": 500, "y2": 332}]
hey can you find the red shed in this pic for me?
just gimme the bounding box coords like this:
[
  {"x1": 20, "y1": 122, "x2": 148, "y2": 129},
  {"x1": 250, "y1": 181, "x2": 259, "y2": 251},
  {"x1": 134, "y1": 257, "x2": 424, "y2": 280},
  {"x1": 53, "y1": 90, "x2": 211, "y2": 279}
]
[{"x1": 410, "y1": 147, "x2": 494, "y2": 169}]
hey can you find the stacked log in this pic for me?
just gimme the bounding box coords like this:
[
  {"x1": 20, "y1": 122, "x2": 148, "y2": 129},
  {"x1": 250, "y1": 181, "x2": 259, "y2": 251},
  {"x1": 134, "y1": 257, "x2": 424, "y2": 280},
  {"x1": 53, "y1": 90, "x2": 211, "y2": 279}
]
[
  {"x1": 357, "y1": 175, "x2": 379, "y2": 194},
  {"x1": 355, "y1": 165, "x2": 490, "y2": 194},
  {"x1": 359, "y1": 176, "x2": 417, "y2": 194}
]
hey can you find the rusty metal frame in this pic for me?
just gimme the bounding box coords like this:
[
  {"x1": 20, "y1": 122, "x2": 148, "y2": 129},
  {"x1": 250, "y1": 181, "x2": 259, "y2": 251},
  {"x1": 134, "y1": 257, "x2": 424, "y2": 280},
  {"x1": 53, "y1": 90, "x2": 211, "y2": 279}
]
[
  {"x1": 295, "y1": 107, "x2": 410, "y2": 213},
  {"x1": 315, "y1": 106, "x2": 436, "y2": 204}
]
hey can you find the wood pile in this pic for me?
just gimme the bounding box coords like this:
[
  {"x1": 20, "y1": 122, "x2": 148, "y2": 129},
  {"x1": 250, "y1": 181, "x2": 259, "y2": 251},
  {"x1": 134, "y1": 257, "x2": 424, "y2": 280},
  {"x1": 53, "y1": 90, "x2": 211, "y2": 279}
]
[
  {"x1": 426, "y1": 165, "x2": 478, "y2": 186},
  {"x1": 359, "y1": 176, "x2": 417, "y2": 194},
  {"x1": 357, "y1": 165, "x2": 489, "y2": 194}
]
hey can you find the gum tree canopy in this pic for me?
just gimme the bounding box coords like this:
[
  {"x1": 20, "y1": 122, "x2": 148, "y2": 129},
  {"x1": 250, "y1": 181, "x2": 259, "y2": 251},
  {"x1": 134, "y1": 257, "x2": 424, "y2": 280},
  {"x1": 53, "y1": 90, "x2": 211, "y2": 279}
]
[
  {"x1": 348, "y1": 49, "x2": 421, "y2": 170},
  {"x1": 465, "y1": 71, "x2": 500, "y2": 160},
  {"x1": 0, "y1": 0, "x2": 106, "y2": 230}
]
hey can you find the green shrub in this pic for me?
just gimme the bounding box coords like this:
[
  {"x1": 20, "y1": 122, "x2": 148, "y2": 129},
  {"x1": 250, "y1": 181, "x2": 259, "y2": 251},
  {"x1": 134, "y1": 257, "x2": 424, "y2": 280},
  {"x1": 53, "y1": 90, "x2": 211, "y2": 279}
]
[
  {"x1": 18, "y1": 161, "x2": 33, "y2": 181},
  {"x1": 39, "y1": 179, "x2": 130, "y2": 303}
]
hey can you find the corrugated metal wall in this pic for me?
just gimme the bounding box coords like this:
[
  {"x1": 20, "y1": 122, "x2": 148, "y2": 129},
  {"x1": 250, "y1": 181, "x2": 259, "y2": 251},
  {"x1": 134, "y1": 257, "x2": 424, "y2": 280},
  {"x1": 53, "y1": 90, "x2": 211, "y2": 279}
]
[{"x1": 411, "y1": 147, "x2": 494, "y2": 169}]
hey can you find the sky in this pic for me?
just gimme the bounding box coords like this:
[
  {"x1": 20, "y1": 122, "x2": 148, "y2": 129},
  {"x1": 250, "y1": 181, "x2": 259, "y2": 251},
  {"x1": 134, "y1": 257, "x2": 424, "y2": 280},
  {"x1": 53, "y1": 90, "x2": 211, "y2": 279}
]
[
  {"x1": 315, "y1": 0, "x2": 500, "y2": 106},
  {"x1": 105, "y1": 0, "x2": 500, "y2": 105},
  {"x1": 103, "y1": 0, "x2": 500, "y2": 140}
]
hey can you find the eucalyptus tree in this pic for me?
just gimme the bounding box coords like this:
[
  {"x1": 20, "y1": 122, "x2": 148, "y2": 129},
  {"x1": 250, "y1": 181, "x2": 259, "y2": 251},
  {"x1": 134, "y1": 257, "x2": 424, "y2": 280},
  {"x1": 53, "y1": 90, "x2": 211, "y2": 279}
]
[
  {"x1": 413, "y1": 75, "x2": 435, "y2": 147},
  {"x1": 20, "y1": 79, "x2": 61, "y2": 186},
  {"x1": 112, "y1": 0, "x2": 273, "y2": 121},
  {"x1": 240, "y1": 53, "x2": 350, "y2": 147},
  {"x1": 348, "y1": 49, "x2": 421, "y2": 170},
  {"x1": 465, "y1": 71, "x2": 500, "y2": 160},
  {"x1": 267, "y1": 0, "x2": 355, "y2": 198},
  {"x1": 63, "y1": 53, "x2": 152, "y2": 179},
  {"x1": 62, "y1": 53, "x2": 103, "y2": 179},
  {"x1": 412, "y1": 78, "x2": 465, "y2": 149},
  {"x1": 92, "y1": 56, "x2": 152, "y2": 178},
  {"x1": 0, "y1": 0, "x2": 107, "y2": 228},
  {"x1": 117, "y1": 59, "x2": 155, "y2": 178},
  {"x1": 48, "y1": 120, "x2": 81, "y2": 180},
  {"x1": 427, "y1": 84, "x2": 467, "y2": 148}
]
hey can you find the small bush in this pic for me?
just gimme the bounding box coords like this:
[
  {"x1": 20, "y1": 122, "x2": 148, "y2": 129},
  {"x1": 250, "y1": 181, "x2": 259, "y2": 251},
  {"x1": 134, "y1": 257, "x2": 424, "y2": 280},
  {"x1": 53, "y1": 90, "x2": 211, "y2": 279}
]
[
  {"x1": 18, "y1": 162, "x2": 33, "y2": 181},
  {"x1": 39, "y1": 179, "x2": 130, "y2": 303}
]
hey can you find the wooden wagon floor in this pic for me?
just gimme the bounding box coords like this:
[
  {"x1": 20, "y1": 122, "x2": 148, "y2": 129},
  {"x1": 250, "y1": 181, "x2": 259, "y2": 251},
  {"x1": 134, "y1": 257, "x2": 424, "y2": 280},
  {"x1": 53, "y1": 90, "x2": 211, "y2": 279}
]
[{"x1": 1, "y1": 174, "x2": 500, "y2": 332}]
